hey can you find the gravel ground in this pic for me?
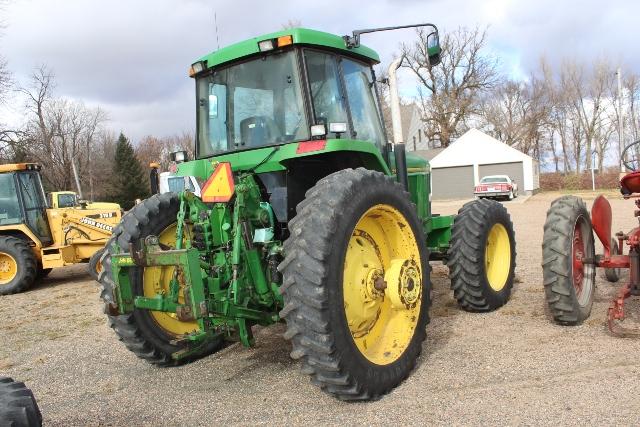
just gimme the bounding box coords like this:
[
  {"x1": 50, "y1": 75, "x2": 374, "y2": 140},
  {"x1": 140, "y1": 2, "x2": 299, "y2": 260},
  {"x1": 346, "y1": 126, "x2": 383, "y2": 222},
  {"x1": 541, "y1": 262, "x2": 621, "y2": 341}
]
[{"x1": 2, "y1": 191, "x2": 640, "y2": 426}]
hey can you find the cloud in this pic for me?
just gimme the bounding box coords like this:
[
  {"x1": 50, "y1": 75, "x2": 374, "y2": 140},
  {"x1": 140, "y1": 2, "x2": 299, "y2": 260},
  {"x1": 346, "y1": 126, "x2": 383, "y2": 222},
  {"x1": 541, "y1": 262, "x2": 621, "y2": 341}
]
[{"x1": 1, "y1": 0, "x2": 638, "y2": 141}]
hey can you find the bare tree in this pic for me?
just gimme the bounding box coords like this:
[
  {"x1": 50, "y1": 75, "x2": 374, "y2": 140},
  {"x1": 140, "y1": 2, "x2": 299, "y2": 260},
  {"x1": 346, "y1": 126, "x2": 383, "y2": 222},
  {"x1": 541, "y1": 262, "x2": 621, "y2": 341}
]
[
  {"x1": 559, "y1": 59, "x2": 613, "y2": 173},
  {"x1": 136, "y1": 132, "x2": 195, "y2": 173},
  {"x1": 20, "y1": 67, "x2": 107, "y2": 195},
  {"x1": 624, "y1": 72, "x2": 640, "y2": 143},
  {"x1": 401, "y1": 26, "x2": 499, "y2": 147}
]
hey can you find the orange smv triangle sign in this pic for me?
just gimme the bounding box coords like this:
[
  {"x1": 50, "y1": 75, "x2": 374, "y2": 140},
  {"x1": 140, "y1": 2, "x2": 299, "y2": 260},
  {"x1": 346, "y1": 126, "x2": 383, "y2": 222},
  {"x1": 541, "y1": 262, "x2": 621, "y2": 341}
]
[{"x1": 201, "y1": 162, "x2": 235, "y2": 203}]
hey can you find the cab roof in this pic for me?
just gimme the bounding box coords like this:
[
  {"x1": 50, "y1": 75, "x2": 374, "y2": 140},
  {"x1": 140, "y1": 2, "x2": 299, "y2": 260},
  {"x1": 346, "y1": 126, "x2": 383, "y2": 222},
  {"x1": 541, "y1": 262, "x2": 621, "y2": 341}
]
[
  {"x1": 0, "y1": 163, "x2": 41, "y2": 173},
  {"x1": 196, "y1": 27, "x2": 380, "y2": 70}
]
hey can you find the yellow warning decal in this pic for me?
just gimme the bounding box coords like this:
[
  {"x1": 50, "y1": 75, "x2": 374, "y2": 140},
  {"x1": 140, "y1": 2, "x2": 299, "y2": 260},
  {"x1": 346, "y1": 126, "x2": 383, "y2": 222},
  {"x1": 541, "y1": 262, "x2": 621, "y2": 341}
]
[{"x1": 201, "y1": 162, "x2": 235, "y2": 203}]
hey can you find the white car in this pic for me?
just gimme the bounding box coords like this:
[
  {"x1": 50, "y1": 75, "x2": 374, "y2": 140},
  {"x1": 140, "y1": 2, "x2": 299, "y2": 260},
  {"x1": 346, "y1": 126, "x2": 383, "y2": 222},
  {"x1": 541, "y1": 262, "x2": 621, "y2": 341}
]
[{"x1": 474, "y1": 175, "x2": 518, "y2": 200}]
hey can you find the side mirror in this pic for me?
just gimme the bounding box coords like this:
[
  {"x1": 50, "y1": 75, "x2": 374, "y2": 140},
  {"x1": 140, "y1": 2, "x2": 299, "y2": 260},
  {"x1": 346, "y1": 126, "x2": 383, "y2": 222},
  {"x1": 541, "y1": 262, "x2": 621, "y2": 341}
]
[{"x1": 426, "y1": 30, "x2": 441, "y2": 66}]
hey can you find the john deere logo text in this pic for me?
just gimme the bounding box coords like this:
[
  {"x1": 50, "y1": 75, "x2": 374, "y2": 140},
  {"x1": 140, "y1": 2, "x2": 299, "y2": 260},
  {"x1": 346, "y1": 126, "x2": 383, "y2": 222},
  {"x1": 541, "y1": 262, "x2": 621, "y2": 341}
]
[{"x1": 80, "y1": 217, "x2": 113, "y2": 232}]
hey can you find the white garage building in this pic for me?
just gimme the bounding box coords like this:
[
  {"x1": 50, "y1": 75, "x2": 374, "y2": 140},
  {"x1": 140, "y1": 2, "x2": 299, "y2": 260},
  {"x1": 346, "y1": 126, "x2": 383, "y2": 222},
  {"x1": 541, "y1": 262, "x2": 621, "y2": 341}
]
[{"x1": 418, "y1": 128, "x2": 540, "y2": 200}]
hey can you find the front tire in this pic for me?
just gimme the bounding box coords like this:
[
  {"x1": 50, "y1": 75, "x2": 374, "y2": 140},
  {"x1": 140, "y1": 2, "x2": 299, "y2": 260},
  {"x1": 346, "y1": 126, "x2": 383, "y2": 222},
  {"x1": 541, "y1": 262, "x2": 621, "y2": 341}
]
[
  {"x1": 542, "y1": 196, "x2": 595, "y2": 325},
  {"x1": 605, "y1": 237, "x2": 621, "y2": 283},
  {"x1": 99, "y1": 193, "x2": 223, "y2": 365},
  {"x1": 0, "y1": 236, "x2": 37, "y2": 295},
  {"x1": 448, "y1": 199, "x2": 516, "y2": 311},
  {"x1": 279, "y1": 168, "x2": 430, "y2": 400}
]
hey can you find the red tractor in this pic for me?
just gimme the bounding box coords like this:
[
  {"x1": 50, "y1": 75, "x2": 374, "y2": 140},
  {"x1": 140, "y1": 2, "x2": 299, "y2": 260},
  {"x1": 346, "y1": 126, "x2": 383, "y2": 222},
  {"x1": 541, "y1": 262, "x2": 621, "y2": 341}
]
[{"x1": 543, "y1": 140, "x2": 640, "y2": 336}]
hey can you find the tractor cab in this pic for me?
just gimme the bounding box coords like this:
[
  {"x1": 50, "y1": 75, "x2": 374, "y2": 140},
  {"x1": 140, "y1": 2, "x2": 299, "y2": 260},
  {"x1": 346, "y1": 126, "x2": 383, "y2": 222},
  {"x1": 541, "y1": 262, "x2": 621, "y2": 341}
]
[
  {"x1": 0, "y1": 163, "x2": 52, "y2": 245},
  {"x1": 192, "y1": 29, "x2": 388, "y2": 158}
]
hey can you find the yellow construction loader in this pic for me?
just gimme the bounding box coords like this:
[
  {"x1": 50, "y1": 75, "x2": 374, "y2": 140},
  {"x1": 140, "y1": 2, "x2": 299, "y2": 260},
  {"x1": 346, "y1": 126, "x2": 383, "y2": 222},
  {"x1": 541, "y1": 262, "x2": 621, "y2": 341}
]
[{"x1": 0, "y1": 163, "x2": 122, "y2": 294}]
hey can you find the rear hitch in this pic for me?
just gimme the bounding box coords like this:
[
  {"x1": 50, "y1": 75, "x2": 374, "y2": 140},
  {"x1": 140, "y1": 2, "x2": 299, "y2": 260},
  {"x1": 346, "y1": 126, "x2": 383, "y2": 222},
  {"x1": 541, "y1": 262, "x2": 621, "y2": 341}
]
[
  {"x1": 130, "y1": 235, "x2": 162, "y2": 267},
  {"x1": 607, "y1": 283, "x2": 640, "y2": 337}
]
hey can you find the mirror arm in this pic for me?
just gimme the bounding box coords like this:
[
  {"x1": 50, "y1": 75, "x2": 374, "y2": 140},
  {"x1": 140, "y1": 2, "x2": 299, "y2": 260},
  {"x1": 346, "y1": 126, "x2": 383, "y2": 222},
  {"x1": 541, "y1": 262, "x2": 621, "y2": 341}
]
[{"x1": 344, "y1": 23, "x2": 439, "y2": 49}]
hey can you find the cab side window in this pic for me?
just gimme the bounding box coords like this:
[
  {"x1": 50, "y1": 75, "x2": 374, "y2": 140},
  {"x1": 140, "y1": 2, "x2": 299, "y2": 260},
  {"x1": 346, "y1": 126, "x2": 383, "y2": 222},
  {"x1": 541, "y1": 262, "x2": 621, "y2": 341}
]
[
  {"x1": 304, "y1": 50, "x2": 350, "y2": 135},
  {"x1": 341, "y1": 58, "x2": 385, "y2": 147}
]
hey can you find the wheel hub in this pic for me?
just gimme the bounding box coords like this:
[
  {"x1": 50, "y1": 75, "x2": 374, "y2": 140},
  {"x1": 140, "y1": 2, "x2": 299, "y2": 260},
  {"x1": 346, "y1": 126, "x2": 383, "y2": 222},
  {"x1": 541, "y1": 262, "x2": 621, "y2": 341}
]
[
  {"x1": 385, "y1": 259, "x2": 421, "y2": 309},
  {"x1": 0, "y1": 253, "x2": 17, "y2": 285},
  {"x1": 342, "y1": 204, "x2": 424, "y2": 365},
  {"x1": 572, "y1": 224, "x2": 585, "y2": 294}
]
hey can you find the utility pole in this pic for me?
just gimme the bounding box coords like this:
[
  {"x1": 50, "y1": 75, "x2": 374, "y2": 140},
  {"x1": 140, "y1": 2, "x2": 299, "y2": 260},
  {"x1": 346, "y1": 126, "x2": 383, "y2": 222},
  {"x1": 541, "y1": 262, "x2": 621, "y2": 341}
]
[{"x1": 618, "y1": 68, "x2": 625, "y2": 173}]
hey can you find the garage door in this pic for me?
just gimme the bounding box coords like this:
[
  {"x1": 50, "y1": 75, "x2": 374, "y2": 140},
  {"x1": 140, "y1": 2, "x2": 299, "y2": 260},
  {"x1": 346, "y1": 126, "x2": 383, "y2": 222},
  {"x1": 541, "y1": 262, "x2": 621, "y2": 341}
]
[
  {"x1": 432, "y1": 165, "x2": 474, "y2": 199},
  {"x1": 479, "y1": 162, "x2": 524, "y2": 191}
]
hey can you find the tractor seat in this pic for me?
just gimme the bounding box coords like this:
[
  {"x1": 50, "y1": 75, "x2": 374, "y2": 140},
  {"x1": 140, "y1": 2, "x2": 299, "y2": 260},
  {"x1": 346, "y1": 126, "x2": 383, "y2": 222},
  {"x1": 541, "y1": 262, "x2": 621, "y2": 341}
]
[
  {"x1": 240, "y1": 116, "x2": 282, "y2": 147},
  {"x1": 620, "y1": 171, "x2": 640, "y2": 195}
]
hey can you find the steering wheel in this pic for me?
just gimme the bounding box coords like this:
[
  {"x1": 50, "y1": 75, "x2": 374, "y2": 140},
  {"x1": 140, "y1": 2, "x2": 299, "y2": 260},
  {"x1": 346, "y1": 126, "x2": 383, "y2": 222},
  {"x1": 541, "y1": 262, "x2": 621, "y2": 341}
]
[{"x1": 622, "y1": 140, "x2": 640, "y2": 171}]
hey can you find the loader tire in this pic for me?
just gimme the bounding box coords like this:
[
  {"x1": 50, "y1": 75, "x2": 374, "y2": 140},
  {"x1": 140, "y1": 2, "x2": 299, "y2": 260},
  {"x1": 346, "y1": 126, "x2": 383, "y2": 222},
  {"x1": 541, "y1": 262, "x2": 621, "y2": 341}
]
[
  {"x1": 279, "y1": 168, "x2": 431, "y2": 401},
  {"x1": 88, "y1": 247, "x2": 104, "y2": 281},
  {"x1": 448, "y1": 198, "x2": 516, "y2": 311},
  {"x1": 0, "y1": 376, "x2": 42, "y2": 427},
  {"x1": 0, "y1": 236, "x2": 37, "y2": 295},
  {"x1": 542, "y1": 196, "x2": 595, "y2": 325},
  {"x1": 98, "y1": 193, "x2": 223, "y2": 366}
]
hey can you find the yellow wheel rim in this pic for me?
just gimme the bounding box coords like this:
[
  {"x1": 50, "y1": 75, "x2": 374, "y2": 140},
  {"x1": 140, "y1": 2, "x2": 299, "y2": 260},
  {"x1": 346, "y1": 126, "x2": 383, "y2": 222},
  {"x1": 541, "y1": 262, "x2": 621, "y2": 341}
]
[
  {"x1": 142, "y1": 224, "x2": 198, "y2": 336},
  {"x1": 343, "y1": 204, "x2": 422, "y2": 365},
  {"x1": 485, "y1": 223, "x2": 511, "y2": 291},
  {"x1": 0, "y1": 252, "x2": 17, "y2": 285}
]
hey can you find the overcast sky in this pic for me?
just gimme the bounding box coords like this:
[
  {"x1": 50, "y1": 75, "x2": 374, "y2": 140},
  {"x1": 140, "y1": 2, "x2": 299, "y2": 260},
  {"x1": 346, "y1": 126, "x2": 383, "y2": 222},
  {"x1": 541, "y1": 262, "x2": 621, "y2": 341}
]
[{"x1": 1, "y1": 0, "x2": 638, "y2": 142}]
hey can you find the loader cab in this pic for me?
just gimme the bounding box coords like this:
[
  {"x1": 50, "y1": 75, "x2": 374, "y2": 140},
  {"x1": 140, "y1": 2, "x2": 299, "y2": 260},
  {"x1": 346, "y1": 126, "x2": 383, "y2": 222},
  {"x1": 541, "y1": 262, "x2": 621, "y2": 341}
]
[{"x1": 0, "y1": 164, "x2": 52, "y2": 245}]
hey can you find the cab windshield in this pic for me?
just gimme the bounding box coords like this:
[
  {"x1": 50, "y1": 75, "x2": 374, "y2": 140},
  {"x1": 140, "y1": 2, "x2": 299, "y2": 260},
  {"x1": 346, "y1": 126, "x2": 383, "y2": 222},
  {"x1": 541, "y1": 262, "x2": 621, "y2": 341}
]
[{"x1": 196, "y1": 50, "x2": 309, "y2": 158}]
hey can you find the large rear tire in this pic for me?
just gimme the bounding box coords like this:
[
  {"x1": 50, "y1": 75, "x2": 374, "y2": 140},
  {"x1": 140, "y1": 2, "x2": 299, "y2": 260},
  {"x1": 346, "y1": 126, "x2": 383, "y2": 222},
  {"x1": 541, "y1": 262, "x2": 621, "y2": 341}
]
[
  {"x1": 279, "y1": 168, "x2": 431, "y2": 400},
  {"x1": 448, "y1": 199, "x2": 516, "y2": 311},
  {"x1": 0, "y1": 236, "x2": 37, "y2": 296},
  {"x1": 98, "y1": 193, "x2": 223, "y2": 366},
  {"x1": 542, "y1": 196, "x2": 595, "y2": 325},
  {"x1": 0, "y1": 376, "x2": 42, "y2": 427}
]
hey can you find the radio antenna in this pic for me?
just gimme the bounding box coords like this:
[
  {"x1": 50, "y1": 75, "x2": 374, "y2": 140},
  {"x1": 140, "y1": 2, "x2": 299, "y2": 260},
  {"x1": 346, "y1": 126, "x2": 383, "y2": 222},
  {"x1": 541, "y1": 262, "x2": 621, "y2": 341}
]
[{"x1": 214, "y1": 10, "x2": 220, "y2": 50}]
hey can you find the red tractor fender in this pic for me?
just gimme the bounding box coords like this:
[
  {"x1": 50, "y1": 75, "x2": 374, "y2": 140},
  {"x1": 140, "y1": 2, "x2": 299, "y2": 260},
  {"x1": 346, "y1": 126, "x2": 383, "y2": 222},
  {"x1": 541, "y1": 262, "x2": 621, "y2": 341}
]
[
  {"x1": 591, "y1": 195, "x2": 612, "y2": 257},
  {"x1": 620, "y1": 171, "x2": 640, "y2": 195}
]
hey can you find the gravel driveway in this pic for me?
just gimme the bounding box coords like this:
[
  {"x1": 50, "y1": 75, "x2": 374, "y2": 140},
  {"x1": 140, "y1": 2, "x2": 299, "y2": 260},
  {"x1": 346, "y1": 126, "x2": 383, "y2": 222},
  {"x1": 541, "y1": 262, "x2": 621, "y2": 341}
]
[{"x1": 2, "y1": 191, "x2": 640, "y2": 426}]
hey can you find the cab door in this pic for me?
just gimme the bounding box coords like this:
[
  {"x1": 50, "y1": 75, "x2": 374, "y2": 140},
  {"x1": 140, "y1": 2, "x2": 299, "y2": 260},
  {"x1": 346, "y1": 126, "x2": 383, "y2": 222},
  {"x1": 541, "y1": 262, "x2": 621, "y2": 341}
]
[{"x1": 16, "y1": 172, "x2": 52, "y2": 245}]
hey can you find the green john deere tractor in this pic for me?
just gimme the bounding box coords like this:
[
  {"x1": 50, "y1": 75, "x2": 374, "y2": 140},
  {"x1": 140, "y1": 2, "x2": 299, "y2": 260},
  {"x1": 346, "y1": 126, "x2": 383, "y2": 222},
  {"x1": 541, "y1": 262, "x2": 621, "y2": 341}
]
[{"x1": 99, "y1": 24, "x2": 517, "y2": 400}]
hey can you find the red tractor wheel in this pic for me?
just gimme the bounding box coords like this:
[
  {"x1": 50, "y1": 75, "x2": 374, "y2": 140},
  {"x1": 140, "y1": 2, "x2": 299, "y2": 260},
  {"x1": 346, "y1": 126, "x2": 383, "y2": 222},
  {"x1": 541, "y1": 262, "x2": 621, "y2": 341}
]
[{"x1": 542, "y1": 196, "x2": 596, "y2": 325}]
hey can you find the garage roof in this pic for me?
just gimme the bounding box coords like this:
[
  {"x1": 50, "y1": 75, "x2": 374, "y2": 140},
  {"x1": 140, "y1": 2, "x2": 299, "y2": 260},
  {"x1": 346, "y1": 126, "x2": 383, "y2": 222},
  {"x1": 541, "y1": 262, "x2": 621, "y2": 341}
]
[{"x1": 430, "y1": 128, "x2": 533, "y2": 168}]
